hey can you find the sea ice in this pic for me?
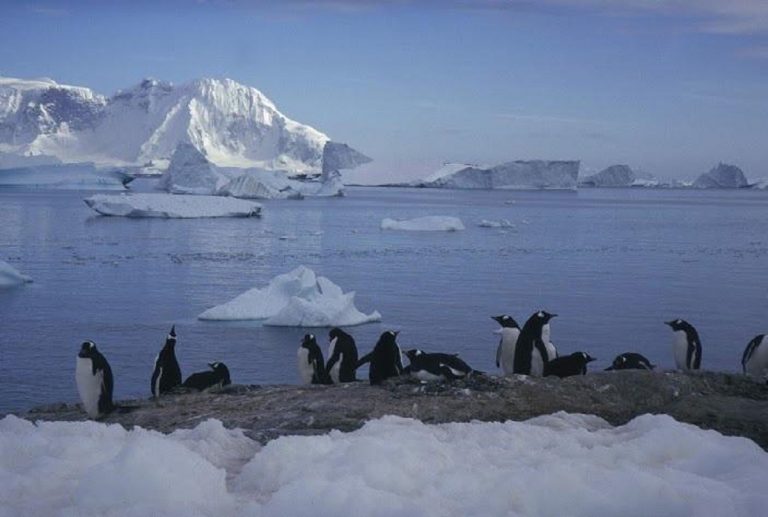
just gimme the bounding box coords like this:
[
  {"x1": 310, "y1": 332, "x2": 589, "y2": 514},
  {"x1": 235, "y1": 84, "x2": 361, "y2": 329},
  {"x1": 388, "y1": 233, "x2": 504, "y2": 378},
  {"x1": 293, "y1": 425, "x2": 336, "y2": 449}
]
[
  {"x1": 84, "y1": 193, "x2": 262, "y2": 218},
  {"x1": 381, "y1": 216, "x2": 465, "y2": 232},
  {"x1": 1, "y1": 413, "x2": 766, "y2": 516},
  {"x1": 198, "y1": 265, "x2": 381, "y2": 327},
  {"x1": 0, "y1": 260, "x2": 32, "y2": 287}
]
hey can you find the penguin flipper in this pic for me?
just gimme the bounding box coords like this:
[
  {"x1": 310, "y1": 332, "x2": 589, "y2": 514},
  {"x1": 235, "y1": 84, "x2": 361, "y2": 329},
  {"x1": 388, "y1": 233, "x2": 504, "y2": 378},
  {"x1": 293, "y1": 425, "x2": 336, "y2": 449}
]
[
  {"x1": 356, "y1": 352, "x2": 373, "y2": 369},
  {"x1": 496, "y1": 339, "x2": 502, "y2": 368}
]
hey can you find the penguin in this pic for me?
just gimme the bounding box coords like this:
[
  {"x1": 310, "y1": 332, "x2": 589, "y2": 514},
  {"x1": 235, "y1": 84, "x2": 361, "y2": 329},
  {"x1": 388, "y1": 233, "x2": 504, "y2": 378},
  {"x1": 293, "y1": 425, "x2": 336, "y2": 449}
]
[
  {"x1": 326, "y1": 327, "x2": 359, "y2": 383},
  {"x1": 492, "y1": 315, "x2": 520, "y2": 376},
  {"x1": 514, "y1": 310, "x2": 558, "y2": 376},
  {"x1": 742, "y1": 334, "x2": 768, "y2": 381},
  {"x1": 604, "y1": 352, "x2": 655, "y2": 371},
  {"x1": 404, "y1": 349, "x2": 475, "y2": 381},
  {"x1": 297, "y1": 334, "x2": 331, "y2": 385},
  {"x1": 182, "y1": 362, "x2": 231, "y2": 391},
  {"x1": 665, "y1": 319, "x2": 702, "y2": 370},
  {"x1": 543, "y1": 352, "x2": 595, "y2": 378},
  {"x1": 150, "y1": 325, "x2": 182, "y2": 397},
  {"x1": 357, "y1": 330, "x2": 404, "y2": 385},
  {"x1": 75, "y1": 340, "x2": 115, "y2": 419}
]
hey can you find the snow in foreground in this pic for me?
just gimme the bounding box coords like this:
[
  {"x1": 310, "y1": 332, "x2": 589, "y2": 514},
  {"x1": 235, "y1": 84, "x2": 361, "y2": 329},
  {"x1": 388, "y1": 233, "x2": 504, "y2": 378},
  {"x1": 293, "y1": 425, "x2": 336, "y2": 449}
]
[
  {"x1": 0, "y1": 260, "x2": 32, "y2": 287},
  {"x1": 1, "y1": 413, "x2": 766, "y2": 517},
  {"x1": 198, "y1": 265, "x2": 381, "y2": 326},
  {"x1": 381, "y1": 216, "x2": 465, "y2": 232},
  {"x1": 84, "y1": 193, "x2": 262, "y2": 218}
]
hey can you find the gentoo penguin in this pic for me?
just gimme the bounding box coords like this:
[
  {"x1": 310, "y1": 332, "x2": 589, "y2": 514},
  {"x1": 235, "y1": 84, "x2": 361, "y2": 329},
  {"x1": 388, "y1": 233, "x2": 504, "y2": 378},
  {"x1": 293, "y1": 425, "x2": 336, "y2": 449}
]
[
  {"x1": 404, "y1": 349, "x2": 475, "y2": 381},
  {"x1": 514, "y1": 310, "x2": 558, "y2": 376},
  {"x1": 326, "y1": 327, "x2": 359, "y2": 383},
  {"x1": 742, "y1": 334, "x2": 768, "y2": 381},
  {"x1": 665, "y1": 319, "x2": 702, "y2": 370},
  {"x1": 182, "y1": 362, "x2": 231, "y2": 391},
  {"x1": 357, "y1": 330, "x2": 404, "y2": 385},
  {"x1": 75, "y1": 340, "x2": 115, "y2": 419},
  {"x1": 297, "y1": 334, "x2": 331, "y2": 385},
  {"x1": 543, "y1": 352, "x2": 595, "y2": 378},
  {"x1": 150, "y1": 325, "x2": 182, "y2": 397},
  {"x1": 604, "y1": 352, "x2": 655, "y2": 371},
  {"x1": 492, "y1": 315, "x2": 520, "y2": 376}
]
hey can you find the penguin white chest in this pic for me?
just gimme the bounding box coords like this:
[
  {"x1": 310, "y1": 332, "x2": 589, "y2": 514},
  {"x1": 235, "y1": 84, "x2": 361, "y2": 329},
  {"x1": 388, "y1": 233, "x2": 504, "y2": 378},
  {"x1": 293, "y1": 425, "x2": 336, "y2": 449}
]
[
  {"x1": 497, "y1": 328, "x2": 520, "y2": 375},
  {"x1": 672, "y1": 331, "x2": 689, "y2": 369},
  {"x1": 529, "y1": 348, "x2": 545, "y2": 377},
  {"x1": 297, "y1": 348, "x2": 313, "y2": 384},
  {"x1": 76, "y1": 357, "x2": 103, "y2": 418},
  {"x1": 745, "y1": 339, "x2": 768, "y2": 379}
]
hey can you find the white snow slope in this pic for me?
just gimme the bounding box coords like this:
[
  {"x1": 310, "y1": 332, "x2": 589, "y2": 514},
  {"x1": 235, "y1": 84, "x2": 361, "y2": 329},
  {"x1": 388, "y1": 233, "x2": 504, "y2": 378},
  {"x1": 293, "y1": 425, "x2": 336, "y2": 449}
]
[
  {"x1": 0, "y1": 260, "x2": 32, "y2": 287},
  {"x1": 198, "y1": 265, "x2": 381, "y2": 326},
  {"x1": 381, "y1": 216, "x2": 465, "y2": 231},
  {"x1": 84, "y1": 193, "x2": 262, "y2": 219},
  {"x1": 0, "y1": 76, "x2": 329, "y2": 174},
  {"x1": 1, "y1": 413, "x2": 766, "y2": 517}
]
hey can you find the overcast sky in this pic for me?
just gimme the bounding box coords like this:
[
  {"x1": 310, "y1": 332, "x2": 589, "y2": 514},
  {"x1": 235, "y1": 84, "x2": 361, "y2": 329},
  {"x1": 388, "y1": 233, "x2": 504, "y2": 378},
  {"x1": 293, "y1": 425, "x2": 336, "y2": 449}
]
[{"x1": 1, "y1": 0, "x2": 767, "y2": 180}]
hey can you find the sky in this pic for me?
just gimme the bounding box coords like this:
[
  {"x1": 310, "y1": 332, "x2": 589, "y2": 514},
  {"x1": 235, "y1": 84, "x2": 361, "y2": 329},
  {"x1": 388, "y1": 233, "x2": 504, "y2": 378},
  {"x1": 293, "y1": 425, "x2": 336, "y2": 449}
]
[{"x1": 1, "y1": 0, "x2": 767, "y2": 181}]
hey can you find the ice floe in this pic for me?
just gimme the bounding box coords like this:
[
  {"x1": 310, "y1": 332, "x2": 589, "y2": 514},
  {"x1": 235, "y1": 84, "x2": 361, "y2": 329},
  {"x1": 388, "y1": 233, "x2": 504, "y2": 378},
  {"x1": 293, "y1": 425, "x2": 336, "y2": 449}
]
[
  {"x1": 0, "y1": 260, "x2": 32, "y2": 287},
  {"x1": 1, "y1": 413, "x2": 766, "y2": 516},
  {"x1": 84, "y1": 193, "x2": 262, "y2": 218},
  {"x1": 198, "y1": 265, "x2": 381, "y2": 327},
  {"x1": 381, "y1": 216, "x2": 465, "y2": 232}
]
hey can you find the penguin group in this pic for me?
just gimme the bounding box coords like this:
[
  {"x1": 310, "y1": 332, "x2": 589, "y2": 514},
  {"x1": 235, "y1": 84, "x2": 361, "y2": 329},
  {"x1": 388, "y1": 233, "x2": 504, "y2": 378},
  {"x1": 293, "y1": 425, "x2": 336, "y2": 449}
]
[{"x1": 75, "y1": 314, "x2": 768, "y2": 420}]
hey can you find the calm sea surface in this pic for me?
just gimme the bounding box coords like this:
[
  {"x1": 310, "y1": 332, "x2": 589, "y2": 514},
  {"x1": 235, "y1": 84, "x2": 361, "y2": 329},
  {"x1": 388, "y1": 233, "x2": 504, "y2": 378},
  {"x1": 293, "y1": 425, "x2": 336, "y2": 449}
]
[{"x1": 1, "y1": 185, "x2": 767, "y2": 412}]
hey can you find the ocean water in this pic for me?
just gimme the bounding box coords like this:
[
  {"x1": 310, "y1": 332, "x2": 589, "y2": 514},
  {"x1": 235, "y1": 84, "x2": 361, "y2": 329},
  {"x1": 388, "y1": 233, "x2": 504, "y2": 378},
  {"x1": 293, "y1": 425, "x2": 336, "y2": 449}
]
[{"x1": 1, "y1": 186, "x2": 766, "y2": 413}]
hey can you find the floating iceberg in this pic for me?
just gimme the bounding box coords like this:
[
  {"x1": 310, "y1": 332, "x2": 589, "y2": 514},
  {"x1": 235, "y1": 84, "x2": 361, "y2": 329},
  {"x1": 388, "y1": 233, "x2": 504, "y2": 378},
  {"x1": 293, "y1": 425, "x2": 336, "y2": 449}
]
[
  {"x1": 477, "y1": 219, "x2": 515, "y2": 228},
  {"x1": 0, "y1": 163, "x2": 130, "y2": 190},
  {"x1": 198, "y1": 265, "x2": 381, "y2": 327},
  {"x1": 84, "y1": 193, "x2": 262, "y2": 218},
  {"x1": 2, "y1": 413, "x2": 766, "y2": 516},
  {"x1": 381, "y1": 216, "x2": 465, "y2": 232},
  {"x1": 579, "y1": 164, "x2": 635, "y2": 188},
  {"x1": 416, "y1": 160, "x2": 580, "y2": 190},
  {"x1": 0, "y1": 260, "x2": 32, "y2": 287},
  {"x1": 693, "y1": 163, "x2": 749, "y2": 189}
]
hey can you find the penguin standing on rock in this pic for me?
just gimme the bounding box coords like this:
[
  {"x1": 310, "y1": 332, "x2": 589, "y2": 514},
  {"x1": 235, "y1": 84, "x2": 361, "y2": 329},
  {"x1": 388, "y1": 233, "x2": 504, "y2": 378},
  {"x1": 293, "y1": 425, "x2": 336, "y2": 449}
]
[
  {"x1": 492, "y1": 315, "x2": 520, "y2": 376},
  {"x1": 358, "y1": 330, "x2": 404, "y2": 385},
  {"x1": 75, "y1": 341, "x2": 115, "y2": 419},
  {"x1": 544, "y1": 352, "x2": 595, "y2": 378},
  {"x1": 326, "y1": 328, "x2": 359, "y2": 383},
  {"x1": 514, "y1": 311, "x2": 558, "y2": 376},
  {"x1": 742, "y1": 334, "x2": 768, "y2": 381},
  {"x1": 405, "y1": 349, "x2": 476, "y2": 381},
  {"x1": 297, "y1": 334, "x2": 331, "y2": 384},
  {"x1": 151, "y1": 325, "x2": 182, "y2": 397},
  {"x1": 605, "y1": 353, "x2": 655, "y2": 371},
  {"x1": 182, "y1": 362, "x2": 231, "y2": 391},
  {"x1": 665, "y1": 319, "x2": 702, "y2": 370}
]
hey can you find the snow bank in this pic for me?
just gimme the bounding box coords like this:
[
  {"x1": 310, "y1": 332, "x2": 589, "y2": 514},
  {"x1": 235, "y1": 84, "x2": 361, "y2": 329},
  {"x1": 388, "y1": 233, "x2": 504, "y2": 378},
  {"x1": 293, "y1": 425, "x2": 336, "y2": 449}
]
[
  {"x1": 84, "y1": 193, "x2": 262, "y2": 218},
  {"x1": 0, "y1": 260, "x2": 32, "y2": 287},
  {"x1": 417, "y1": 160, "x2": 580, "y2": 190},
  {"x1": 2, "y1": 413, "x2": 766, "y2": 516},
  {"x1": 381, "y1": 216, "x2": 465, "y2": 232},
  {"x1": 198, "y1": 265, "x2": 381, "y2": 326},
  {"x1": 0, "y1": 163, "x2": 129, "y2": 190}
]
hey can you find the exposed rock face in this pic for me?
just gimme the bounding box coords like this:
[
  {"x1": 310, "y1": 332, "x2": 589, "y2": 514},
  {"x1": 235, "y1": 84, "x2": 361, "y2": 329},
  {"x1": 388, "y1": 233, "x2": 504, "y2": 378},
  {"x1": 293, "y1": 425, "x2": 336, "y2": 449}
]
[
  {"x1": 693, "y1": 163, "x2": 749, "y2": 189},
  {"x1": 417, "y1": 160, "x2": 580, "y2": 190},
  {"x1": 16, "y1": 371, "x2": 768, "y2": 449},
  {"x1": 580, "y1": 164, "x2": 635, "y2": 187}
]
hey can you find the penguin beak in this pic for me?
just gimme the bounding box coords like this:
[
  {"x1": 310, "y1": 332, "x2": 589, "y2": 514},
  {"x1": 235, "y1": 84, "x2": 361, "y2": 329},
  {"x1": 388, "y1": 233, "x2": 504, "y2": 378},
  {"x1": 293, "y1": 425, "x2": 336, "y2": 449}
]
[
  {"x1": 550, "y1": 313, "x2": 558, "y2": 318},
  {"x1": 587, "y1": 356, "x2": 596, "y2": 362},
  {"x1": 664, "y1": 321, "x2": 673, "y2": 327}
]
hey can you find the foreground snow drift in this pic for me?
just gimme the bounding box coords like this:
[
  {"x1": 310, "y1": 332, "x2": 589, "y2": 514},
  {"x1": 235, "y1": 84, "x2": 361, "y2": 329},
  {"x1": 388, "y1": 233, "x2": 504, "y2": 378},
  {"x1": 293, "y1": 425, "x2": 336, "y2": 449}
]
[
  {"x1": 84, "y1": 193, "x2": 262, "y2": 218},
  {"x1": 198, "y1": 265, "x2": 381, "y2": 326},
  {"x1": 0, "y1": 260, "x2": 32, "y2": 287},
  {"x1": 2, "y1": 413, "x2": 766, "y2": 517},
  {"x1": 381, "y1": 216, "x2": 465, "y2": 232}
]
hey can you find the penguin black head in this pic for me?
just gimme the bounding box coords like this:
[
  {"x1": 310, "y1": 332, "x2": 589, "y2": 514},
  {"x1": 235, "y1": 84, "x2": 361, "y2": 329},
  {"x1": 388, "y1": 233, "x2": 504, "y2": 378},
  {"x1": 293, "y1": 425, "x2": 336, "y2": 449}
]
[
  {"x1": 301, "y1": 334, "x2": 317, "y2": 348},
  {"x1": 78, "y1": 340, "x2": 97, "y2": 358},
  {"x1": 329, "y1": 328, "x2": 344, "y2": 341},
  {"x1": 665, "y1": 319, "x2": 697, "y2": 333},
  {"x1": 168, "y1": 325, "x2": 177, "y2": 340},
  {"x1": 492, "y1": 315, "x2": 520, "y2": 329},
  {"x1": 578, "y1": 352, "x2": 596, "y2": 363},
  {"x1": 208, "y1": 362, "x2": 232, "y2": 385},
  {"x1": 379, "y1": 330, "x2": 400, "y2": 346},
  {"x1": 405, "y1": 349, "x2": 423, "y2": 361},
  {"x1": 606, "y1": 354, "x2": 627, "y2": 370},
  {"x1": 536, "y1": 311, "x2": 557, "y2": 323}
]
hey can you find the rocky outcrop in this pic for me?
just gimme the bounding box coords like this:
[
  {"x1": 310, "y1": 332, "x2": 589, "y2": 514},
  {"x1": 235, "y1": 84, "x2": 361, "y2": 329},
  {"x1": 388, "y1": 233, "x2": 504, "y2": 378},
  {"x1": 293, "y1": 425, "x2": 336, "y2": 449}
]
[
  {"x1": 17, "y1": 371, "x2": 768, "y2": 449},
  {"x1": 693, "y1": 163, "x2": 749, "y2": 189},
  {"x1": 417, "y1": 160, "x2": 580, "y2": 190}
]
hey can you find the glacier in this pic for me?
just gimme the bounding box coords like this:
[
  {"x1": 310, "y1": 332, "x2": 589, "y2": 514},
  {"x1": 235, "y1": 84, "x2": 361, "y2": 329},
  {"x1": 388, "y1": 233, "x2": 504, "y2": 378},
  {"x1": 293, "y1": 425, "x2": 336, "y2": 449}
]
[
  {"x1": 84, "y1": 193, "x2": 262, "y2": 218},
  {"x1": 198, "y1": 265, "x2": 381, "y2": 326},
  {"x1": 0, "y1": 260, "x2": 32, "y2": 287},
  {"x1": 693, "y1": 163, "x2": 749, "y2": 189},
  {"x1": 0, "y1": 76, "x2": 332, "y2": 175},
  {"x1": 2, "y1": 413, "x2": 767, "y2": 516},
  {"x1": 415, "y1": 160, "x2": 580, "y2": 190}
]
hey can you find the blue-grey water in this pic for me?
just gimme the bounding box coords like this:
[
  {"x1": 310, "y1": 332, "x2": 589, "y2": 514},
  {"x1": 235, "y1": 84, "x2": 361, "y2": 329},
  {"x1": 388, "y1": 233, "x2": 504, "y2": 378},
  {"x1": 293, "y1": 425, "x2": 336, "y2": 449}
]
[{"x1": 1, "y1": 185, "x2": 767, "y2": 413}]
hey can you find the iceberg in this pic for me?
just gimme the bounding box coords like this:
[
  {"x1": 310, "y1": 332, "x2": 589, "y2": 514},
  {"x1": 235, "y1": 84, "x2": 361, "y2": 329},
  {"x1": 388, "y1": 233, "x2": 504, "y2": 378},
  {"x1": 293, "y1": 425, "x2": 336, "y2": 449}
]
[
  {"x1": 693, "y1": 163, "x2": 749, "y2": 189},
  {"x1": 0, "y1": 260, "x2": 32, "y2": 287},
  {"x1": 198, "y1": 265, "x2": 381, "y2": 327},
  {"x1": 477, "y1": 219, "x2": 515, "y2": 228},
  {"x1": 0, "y1": 163, "x2": 130, "y2": 190},
  {"x1": 381, "y1": 216, "x2": 465, "y2": 232},
  {"x1": 416, "y1": 160, "x2": 579, "y2": 190},
  {"x1": 579, "y1": 164, "x2": 635, "y2": 187},
  {"x1": 84, "y1": 193, "x2": 262, "y2": 218}
]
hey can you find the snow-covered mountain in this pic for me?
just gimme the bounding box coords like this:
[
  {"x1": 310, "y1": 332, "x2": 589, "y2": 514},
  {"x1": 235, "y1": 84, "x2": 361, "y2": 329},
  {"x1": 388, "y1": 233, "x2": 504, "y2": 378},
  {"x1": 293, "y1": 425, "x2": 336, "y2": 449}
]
[{"x1": 0, "y1": 76, "x2": 330, "y2": 175}]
